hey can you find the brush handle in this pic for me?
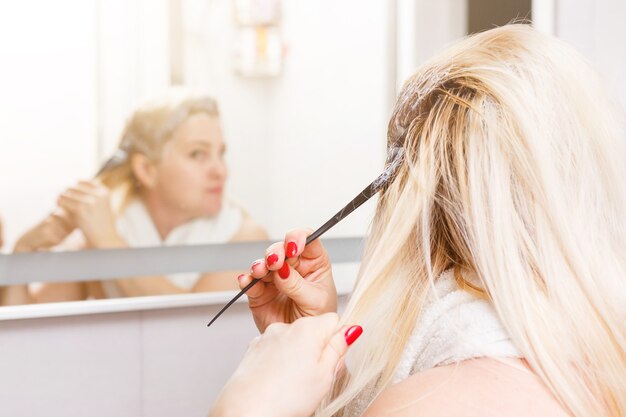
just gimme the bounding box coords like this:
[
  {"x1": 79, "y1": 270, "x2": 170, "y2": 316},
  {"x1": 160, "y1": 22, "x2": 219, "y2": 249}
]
[
  {"x1": 207, "y1": 182, "x2": 377, "y2": 327},
  {"x1": 305, "y1": 183, "x2": 376, "y2": 244}
]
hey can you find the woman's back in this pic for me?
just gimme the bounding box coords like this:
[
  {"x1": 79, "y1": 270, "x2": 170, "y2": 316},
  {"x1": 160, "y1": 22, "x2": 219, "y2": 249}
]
[
  {"x1": 364, "y1": 357, "x2": 571, "y2": 417},
  {"x1": 318, "y1": 24, "x2": 626, "y2": 417}
]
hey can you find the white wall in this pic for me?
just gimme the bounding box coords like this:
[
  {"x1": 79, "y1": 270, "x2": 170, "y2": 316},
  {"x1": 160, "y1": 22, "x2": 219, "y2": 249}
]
[
  {"x1": 0, "y1": 1, "x2": 99, "y2": 251},
  {"x1": 0, "y1": 294, "x2": 350, "y2": 417},
  {"x1": 397, "y1": 0, "x2": 626, "y2": 113},
  {"x1": 265, "y1": 0, "x2": 390, "y2": 237},
  {"x1": 0, "y1": 0, "x2": 172, "y2": 251},
  {"x1": 398, "y1": 0, "x2": 467, "y2": 87},
  {"x1": 555, "y1": 0, "x2": 626, "y2": 111},
  {"x1": 96, "y1": 0, "x2": 171, "y2": 161},
  {"x1": 0, "y1": 302, "x2": 263, "y2": 417}
]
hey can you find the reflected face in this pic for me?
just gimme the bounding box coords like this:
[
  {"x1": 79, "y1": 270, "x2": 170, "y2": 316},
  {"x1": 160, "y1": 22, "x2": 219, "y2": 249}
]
[{"x1": 153, "y1": 113, "x2": 227, "y2": 217}]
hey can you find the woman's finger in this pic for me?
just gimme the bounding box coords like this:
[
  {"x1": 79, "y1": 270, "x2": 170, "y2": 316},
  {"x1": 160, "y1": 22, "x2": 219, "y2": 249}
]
[
  {"x1": 283, "y1": 228, "x2": 313, "y2": 258},
  {"x1": 283, "y1": 228, "x2": 330, "y2": 278},
  {"x1": 249, "y1": 258, "x2": 273, "y2": 283},
  {"x1": 58, "y1": 189, "x2": 92, "y2": 205},
  {"x1": 66, "y1": 185, "x2": 93, "y2": 196},
  {"x1": 49, "y1": 209, "x2": 75, "y2": 232},
  {"x1": 271, "y1": 261, "x2": 324, "y2": 308},
  {"x1": 57, "y1": 195, "x2": 82, "y2": 214},
  {"x1": 237, "y1": 273, "x2": 265, "y2": 299},
  {"x1": 77, "y1": 179, "x2": 98, "y2": 189},
  {"x1": 264, "y1": 242, "x2": 285, "y2": 271},
  {"x1": 320, "y1": 324, "x2": 363, "y2": 374}
]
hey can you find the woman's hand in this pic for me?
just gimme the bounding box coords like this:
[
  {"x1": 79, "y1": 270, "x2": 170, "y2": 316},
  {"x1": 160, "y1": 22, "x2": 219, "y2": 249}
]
[
  {"x1": 13, "y1": 209, "x2": 75, "y2": 252},
  {"x1": 237, "y1": 229, "x2": 338, "y2": 333},
  {"x1": 57, "y1": 180, "x2": 122, "y2": 248},
  {"x1": 209, "y1": 313, "x2": 363, "y2": 417}
]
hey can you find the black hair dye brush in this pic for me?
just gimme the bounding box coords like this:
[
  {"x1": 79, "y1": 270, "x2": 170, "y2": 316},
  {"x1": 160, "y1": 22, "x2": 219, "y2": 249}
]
[
  {"x1": 207, "y1": 146, "x2": 405, "y2": 327},
  {"x1": 95, "y1": 148, "x2": 129, "y2": 177},
  {"x1": 47, "y1": 148, "x2": 129, "y2": 229}
]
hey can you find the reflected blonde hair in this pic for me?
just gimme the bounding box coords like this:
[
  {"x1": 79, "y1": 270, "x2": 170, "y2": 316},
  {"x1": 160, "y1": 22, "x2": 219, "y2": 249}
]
[
  {"x1": 98, "y1": 89, "x2": 220, "y2": 209},
  {"x1": 320, "y1": 24, "x2": 626, "y2": 416}
]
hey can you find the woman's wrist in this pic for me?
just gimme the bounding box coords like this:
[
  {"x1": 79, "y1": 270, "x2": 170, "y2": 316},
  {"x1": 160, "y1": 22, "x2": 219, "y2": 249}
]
[
  {"x1": 90, "y1": 232, "x2": 128, "y2": 249},
  {"x1": 13, "y1": 241, "x2": 31, "y2": 253}
]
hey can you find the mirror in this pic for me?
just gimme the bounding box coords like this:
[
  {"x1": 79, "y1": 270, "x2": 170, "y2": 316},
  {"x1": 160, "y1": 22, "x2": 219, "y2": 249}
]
[
  {"x1": 0, "y1": 0, "x2": 392, "y2": 305},
  {"x1": 0, "y1": 0, "x2": 391, "y2": 250},
  {"x1": 0, "y1": 0, "x2": 540, "y2": 307}
]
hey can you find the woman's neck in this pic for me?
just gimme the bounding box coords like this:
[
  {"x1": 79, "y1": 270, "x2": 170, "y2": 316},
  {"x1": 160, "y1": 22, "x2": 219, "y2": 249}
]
[{"x1": 139, "y1": 192, "x2": 193, "y2": 240}]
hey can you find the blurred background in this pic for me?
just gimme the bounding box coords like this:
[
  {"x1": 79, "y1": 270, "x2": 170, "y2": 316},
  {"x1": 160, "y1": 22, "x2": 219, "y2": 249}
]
[{"x1": 1, "y1": 0, "x2": 624, "y2": 253}]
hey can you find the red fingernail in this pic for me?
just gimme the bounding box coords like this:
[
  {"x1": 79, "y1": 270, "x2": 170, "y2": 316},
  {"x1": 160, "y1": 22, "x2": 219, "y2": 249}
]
[
  {"x1": 250, "y1": 261, "x2": 262, "y2": 274},
  {"x1": 286, "y1": 241, "x2": 298, "y2": 258},
  {"x1": 266, "y1": 253, "x2": 279, "y2": 267},
  {"x1": 237, "y1": 274, "x2": 245, "y2": 282},
  {"x1": 278, "y1": 262, "x2": 290, "y2": 279},
  {"x1": 344, "y1": 325, "x2": 363, "y2": 346}
]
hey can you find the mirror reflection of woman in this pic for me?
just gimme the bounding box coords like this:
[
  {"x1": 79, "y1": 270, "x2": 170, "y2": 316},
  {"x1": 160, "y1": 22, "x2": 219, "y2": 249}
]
[{"x1": 8, "y1": 91, "x2": 267, "y2": 303}]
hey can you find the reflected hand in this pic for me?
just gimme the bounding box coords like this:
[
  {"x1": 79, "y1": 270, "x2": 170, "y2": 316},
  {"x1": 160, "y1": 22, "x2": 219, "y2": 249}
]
[
  {"x1": 13, "y1": 209, "x2": 76, "y2": 252},
  {"x1": 57, "y1": 180, "x2": 121, "y2": 248},
  {"x1": 209, "y1": 313, "x2": 363, "y2": 417},
  {"x1": 238, "y1": 228, "x2": 337, "y2": 333}
]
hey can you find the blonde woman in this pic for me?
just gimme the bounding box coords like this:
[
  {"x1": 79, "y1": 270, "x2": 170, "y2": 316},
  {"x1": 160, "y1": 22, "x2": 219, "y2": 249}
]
[
  {"x1": 209, "y1": 25, "x2": 626, "y2": 417},
  {"x1": 11, "y1": 91, "x2": 267, "y2": 303}
]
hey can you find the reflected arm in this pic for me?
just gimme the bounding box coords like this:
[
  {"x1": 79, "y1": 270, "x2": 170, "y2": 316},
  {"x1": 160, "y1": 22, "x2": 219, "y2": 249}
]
[
  {"x1": 9, "y1": 215, "x2": 82, "y2": 304},
  {"x1": 193, "y1": 213, "x2": 269, "y2": 292},
  {"x1": 94, "y1": 234, "x2": 228, "y2": 296},
  {"x1": 0, "y1": 285, "x2": 32, "y2": 305},
  {"x1": 11, "y1": 213, "x2": 271, "y2": 299}
]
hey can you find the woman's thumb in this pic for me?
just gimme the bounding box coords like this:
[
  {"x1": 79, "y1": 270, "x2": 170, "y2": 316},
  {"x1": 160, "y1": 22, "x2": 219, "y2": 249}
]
[{"x1": 320, "y1": 324, "x2": 363, "y2": 372}]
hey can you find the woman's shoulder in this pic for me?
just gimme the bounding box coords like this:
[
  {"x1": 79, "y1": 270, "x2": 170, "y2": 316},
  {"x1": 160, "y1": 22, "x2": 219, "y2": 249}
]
[
  {"x1": 362, "y1": 358, "x2": 570, "y2": 417},
  {"x1": 227, "y1": 203, "x2": 268, "y2": 242},
  {"x1": 229, "y1": 213, "x2": 268, "y2": 241}
]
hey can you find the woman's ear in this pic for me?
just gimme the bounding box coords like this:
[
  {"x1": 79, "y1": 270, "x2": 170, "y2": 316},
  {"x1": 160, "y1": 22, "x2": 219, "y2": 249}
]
[{"x1": 131, "y1": 153, "x2": 157, "y2": 189}]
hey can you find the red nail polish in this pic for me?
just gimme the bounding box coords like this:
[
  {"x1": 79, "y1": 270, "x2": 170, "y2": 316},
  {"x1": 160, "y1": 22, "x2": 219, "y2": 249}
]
[
  {"x1": 237, "y1": 274, "x2": 245, "y2": 282},
  {"x1": 286, "y1": 241, "x2": 298, "y2": 258},
  {"x1": 266, "y1": 253, "x2": 279, "y2": 267},
  {"x1": 344, "y1": 325, "x2": 363, "y2": 346},
  {"x1": 278, "y1": 262, "x2": 290, "y2": 279},
  {"x1": 250, "y1": 261, "x2": 261, "y2": 274}
]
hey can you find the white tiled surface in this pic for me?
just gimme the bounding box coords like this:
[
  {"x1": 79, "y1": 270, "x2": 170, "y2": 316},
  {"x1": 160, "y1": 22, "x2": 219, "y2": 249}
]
[
  {"x1": 0, "y1": 312, "x2": 143, "y2": 417},
  {"x1": 141, "y1": 303, "x2": 258, "y2": 417},
  {"x1": 0, "y1": 296, "x2": 349, "y2": 417}
]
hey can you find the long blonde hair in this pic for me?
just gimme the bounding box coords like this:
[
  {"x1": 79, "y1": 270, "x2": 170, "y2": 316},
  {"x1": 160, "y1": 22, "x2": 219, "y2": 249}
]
[
  {"x1": 320, "y1": 24, "x2": 626, "y2": 416},
  {"x1": 98, "y1": 90, "x2": 220, "y2": 210}
]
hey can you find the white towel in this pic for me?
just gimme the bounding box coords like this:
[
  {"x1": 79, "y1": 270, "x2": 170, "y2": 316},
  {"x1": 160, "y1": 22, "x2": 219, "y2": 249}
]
[
  {"x1": 344, "y1": 268, "x2": 521, "y2": 416},
  {"x1": 393, "y1": 268, "x2": 520, "y2": 381}
]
